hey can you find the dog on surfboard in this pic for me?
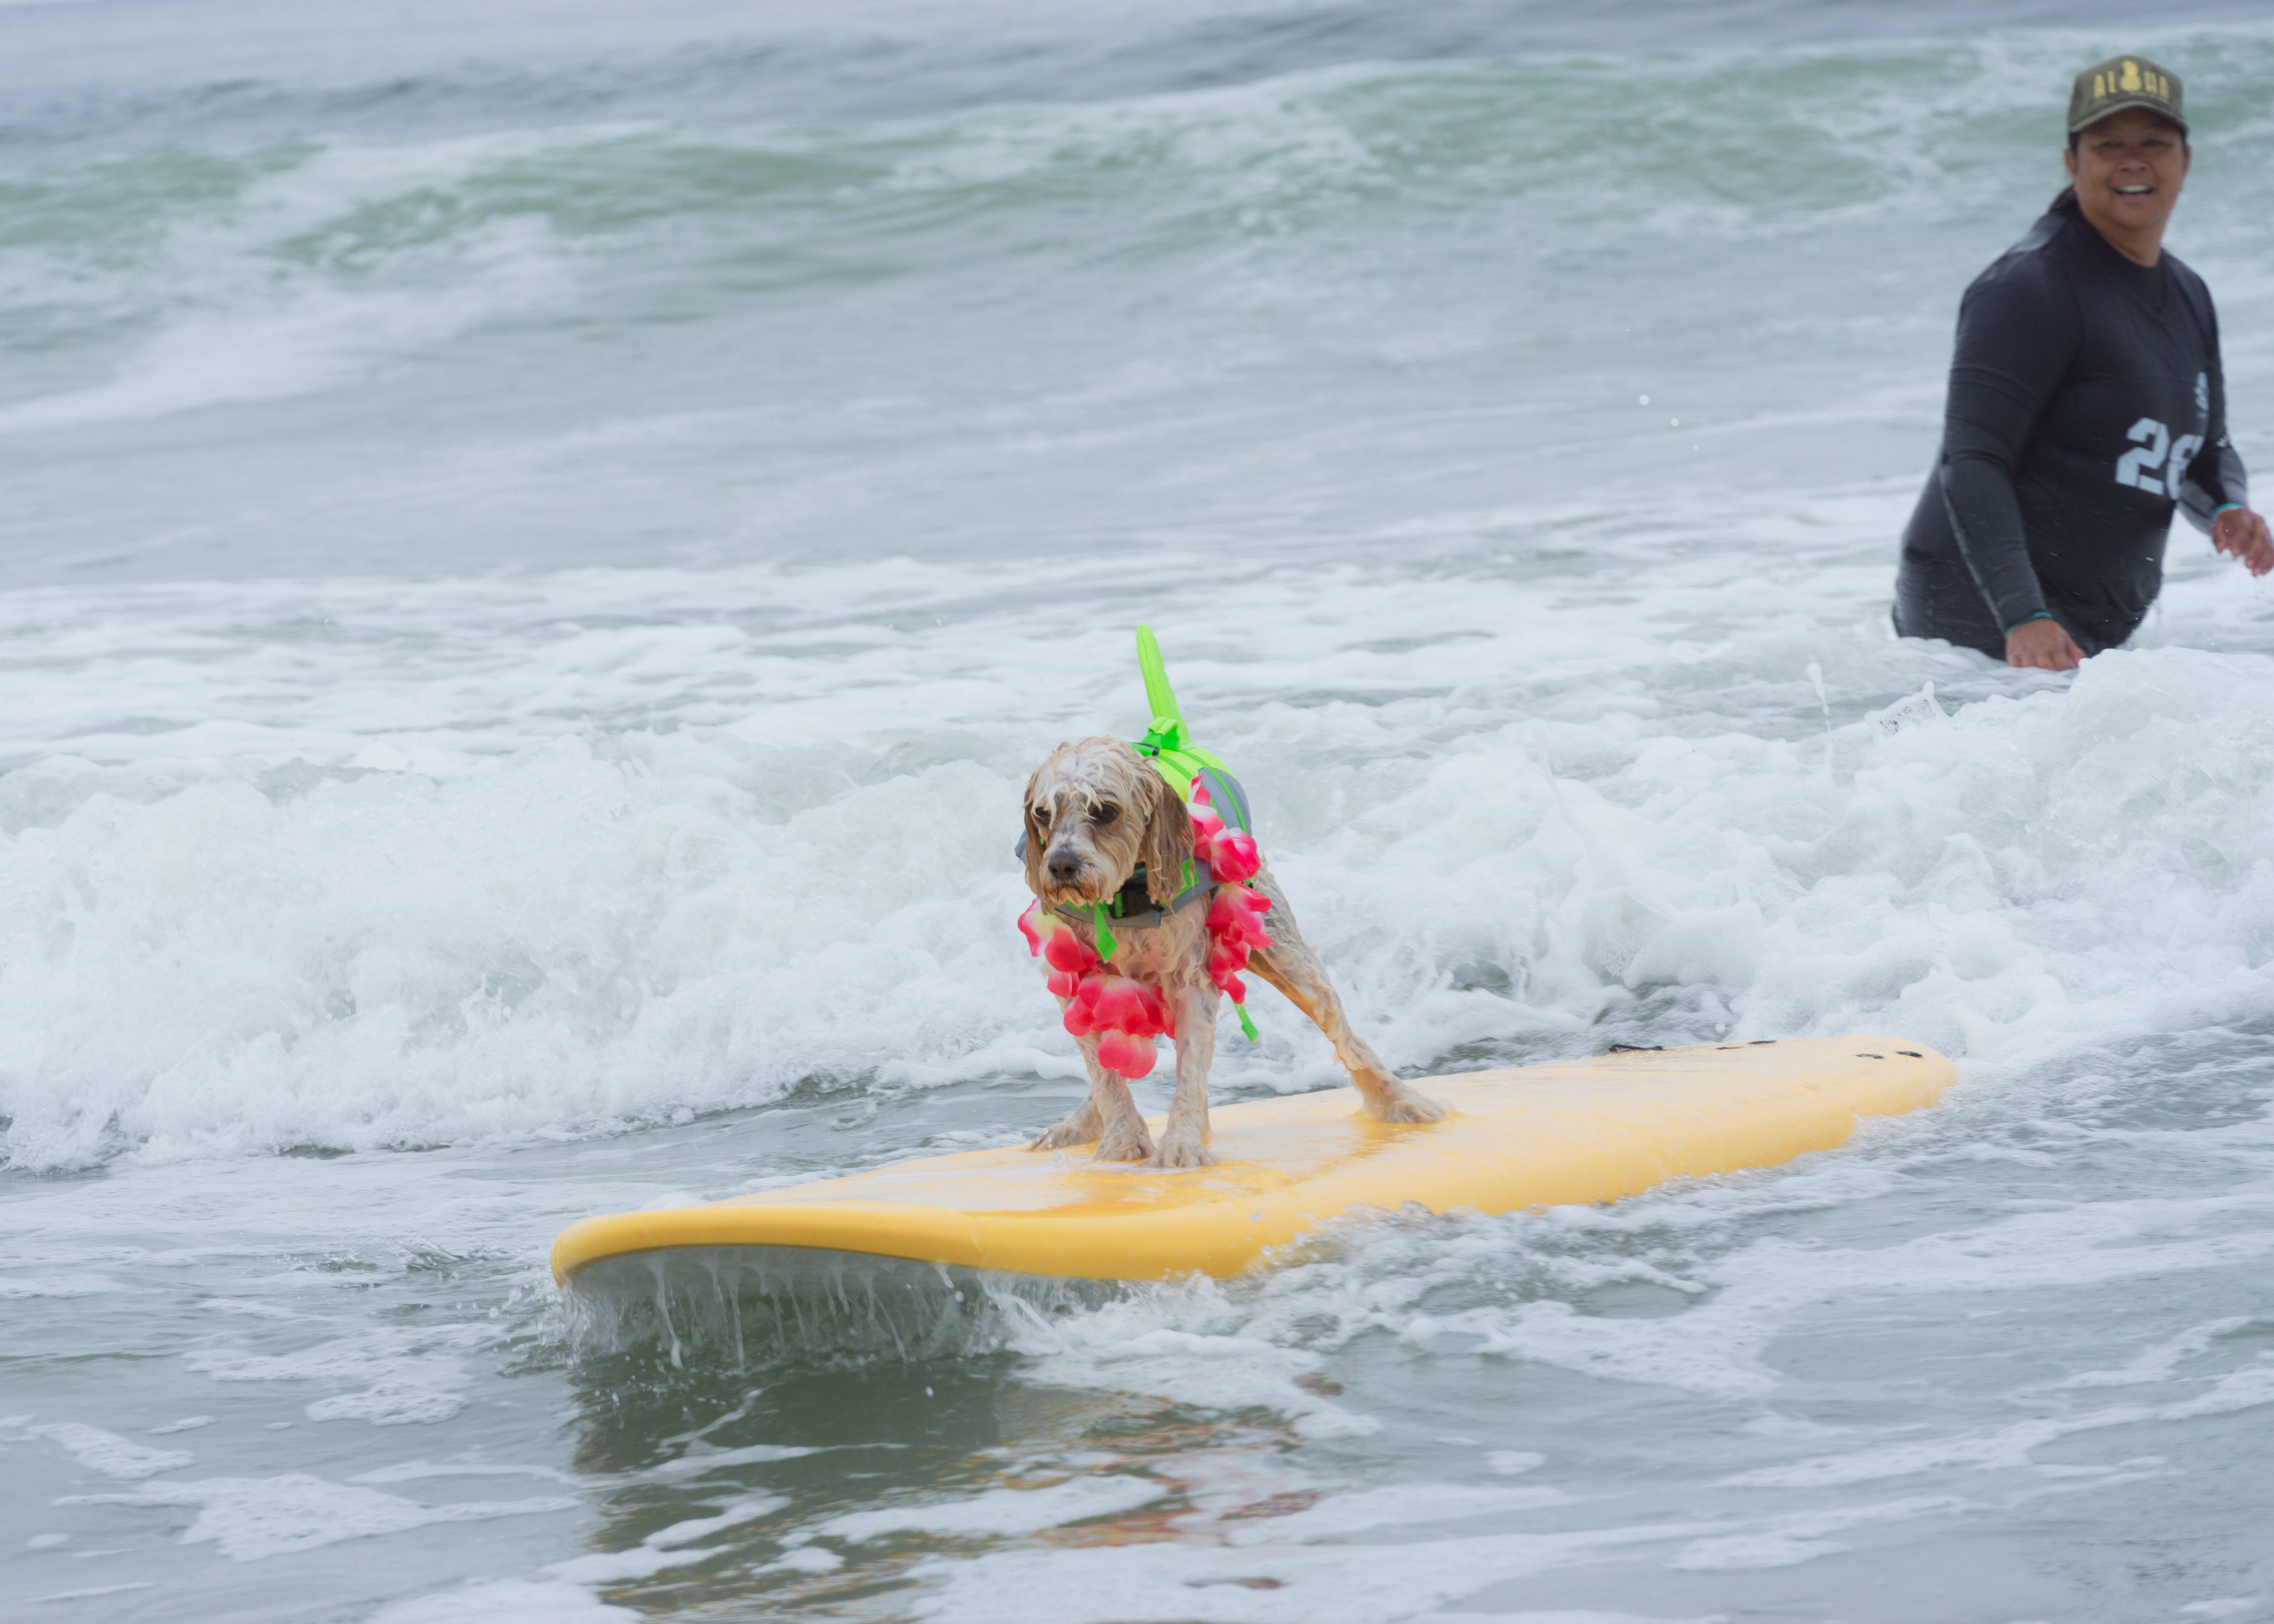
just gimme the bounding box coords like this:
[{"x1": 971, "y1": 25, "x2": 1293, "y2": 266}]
[{"x1": 1015, "y1": 630, "x2": 1442, "y2": 1169}]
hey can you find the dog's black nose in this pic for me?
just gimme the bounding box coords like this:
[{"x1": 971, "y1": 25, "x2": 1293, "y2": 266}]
[{"x1": 1047, "y1": 852, "x2": 1083, "y2": 882}]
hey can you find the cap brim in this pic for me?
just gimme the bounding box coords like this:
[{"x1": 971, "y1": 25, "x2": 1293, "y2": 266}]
[{"x1": 2069, "y1": 98, "x2": 2188, "y2": 136}]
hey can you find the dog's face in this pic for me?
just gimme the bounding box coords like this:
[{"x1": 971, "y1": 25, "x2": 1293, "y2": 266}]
[{"x1": 1023, "y1": 737, "x2": 1192, "y2": 910}]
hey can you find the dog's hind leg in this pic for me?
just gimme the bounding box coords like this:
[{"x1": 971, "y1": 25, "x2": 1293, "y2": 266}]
[
  {"x1": 1148, "y1": 984, "x2": 1220, "y2": 1169},
  {"x1": 1243, "y1": 870, "x2": 1445, "y2": 1124},
  {"x1": 1030, "y1": 1030, "x2": 1155, "y2": 1162}
]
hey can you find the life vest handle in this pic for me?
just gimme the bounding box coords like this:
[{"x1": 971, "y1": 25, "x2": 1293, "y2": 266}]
[
  {"x1": 1136, "y1": 624, "x2": 1184, "y2": 743},
  {"x1": 1134, "y1": 625, "x2": 1230, "y2": 782}
]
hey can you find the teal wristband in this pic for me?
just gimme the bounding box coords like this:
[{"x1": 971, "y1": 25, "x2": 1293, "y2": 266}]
[
  {"x1": 2213, "y1": 503, "x2": 2245, "y2": 518},
  {"x1": 2005, "y1": 612, "x2": 2052, "y2": 634}
]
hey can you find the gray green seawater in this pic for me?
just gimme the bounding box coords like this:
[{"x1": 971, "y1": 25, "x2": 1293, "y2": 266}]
[{"x1": 5, "y1": 2, "x2": 2274, "y2": 1619}]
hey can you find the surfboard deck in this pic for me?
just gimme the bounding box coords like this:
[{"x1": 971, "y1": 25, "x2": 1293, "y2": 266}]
[{"x1": 551, "y1": 1037, "x2": 1952, "y2": 1286}]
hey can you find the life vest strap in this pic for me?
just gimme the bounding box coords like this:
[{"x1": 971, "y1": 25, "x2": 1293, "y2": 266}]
[{"x1": 1051, "y1": 863, "x2": 1211, "y2": 933}]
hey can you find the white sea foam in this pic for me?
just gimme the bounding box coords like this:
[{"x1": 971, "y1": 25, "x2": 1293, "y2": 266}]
[
  {"x1": 851, "y1": 1465, "x2": 1978, "y2": 1622},
  {"x1": 1219, "y1": 1483, "x2": 1572, "y2": 1545},
  {"x1": 542, "y1": 1492, "x2": 787, "y2": 1582},
  {"x1": 643, "y1": 1495, "x2": 788, "y2": 1545},
  {"x1": 1004, "y1": 1281, "x2": 1383, "y2": 1438},
  {"x1": 1721, "y1": 1363, "x2": 2274, "y2": 1490},
  {"x1": 19, "y1": 532, "x2": 2274, "y2": 1171},
  {"x1": 185, "y1": 1327, "x2": 481, "y2": 1425},
  {"x1": 0, "y1": 1275, "x2": 123, "y2": 1297},
  {"x1": 352, "y1": 1461, "x2": 579, "y2": 1485},
  {"x1": 61, "y1": 1473, "x2": 578, "y2": 1561},
  {"x1": 367, "y1": 1579, "x2": 639, "y2": 1623},
  {"x1": 1396, "y1": 1189, "x2": 2274, "y2": 1397},
  {"x1": 22, "y1": 1422, "x2": 192, "y2": 1480},
  {"x1": 2048, "y1": 1317, "x2": 2257, "y2": 1390},
  {"x1": 816, "y1": 1474, "x2": 1172, "y2": 1542},
  {"x1": 1667, "y1": 1494, "x2": 1963, "y2": 1570},
  {"x1": 643, "y1": 1442, "x2": 826, "y2": 1480},
  {"x1": 545, "y1": 1542, "x2": 714, "y2": 1583},
  {"x1": 893, "y1": 1519, "x2": 1722, "y2": 1624}
]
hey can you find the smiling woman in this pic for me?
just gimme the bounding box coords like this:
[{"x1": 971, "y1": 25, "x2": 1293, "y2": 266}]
[
  {"x1": 2070, "y1": 106, "x2": 2192, "y2": 265},
  {"x1": 1892, "y1": 52, "x2": 2271, "y2": 671}
]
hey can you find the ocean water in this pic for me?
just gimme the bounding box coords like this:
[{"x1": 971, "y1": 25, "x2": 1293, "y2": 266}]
[{"x1": 5, "y1": 1, "x2": 2274, "y2": 1619}]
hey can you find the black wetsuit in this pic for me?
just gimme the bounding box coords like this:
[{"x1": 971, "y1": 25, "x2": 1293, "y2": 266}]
[{"x1": 1894, "y1": 190, "x2": 2249, "y2": 658}]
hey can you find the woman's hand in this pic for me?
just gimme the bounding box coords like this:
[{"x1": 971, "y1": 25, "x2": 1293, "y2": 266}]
[
  {"x1": 2212, "y1": 506, "x2": 2274, "y2": 576},
  {"x1": 2005, "y1": 616, "x2": 2086, "y2": 671}
]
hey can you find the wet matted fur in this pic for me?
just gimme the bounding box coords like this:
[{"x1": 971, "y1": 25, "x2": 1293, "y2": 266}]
[{"x1": 1020, "y1": 736, "x2": 1443, "y2": 1168}]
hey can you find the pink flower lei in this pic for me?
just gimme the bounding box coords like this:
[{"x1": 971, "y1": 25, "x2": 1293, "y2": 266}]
[{"x1": 1017, "y1": 780, "x2": 1272, "y2": 1081}]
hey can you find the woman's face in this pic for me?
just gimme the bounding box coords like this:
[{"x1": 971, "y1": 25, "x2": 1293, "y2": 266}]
[{"x1": 2064, "y1": 107, "x2": 2190, "y2": 239}]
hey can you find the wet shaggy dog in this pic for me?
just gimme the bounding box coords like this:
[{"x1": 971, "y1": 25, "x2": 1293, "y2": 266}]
[{"x1": 1022, "y1": 737, "x2": 1443, "y2": 1168}]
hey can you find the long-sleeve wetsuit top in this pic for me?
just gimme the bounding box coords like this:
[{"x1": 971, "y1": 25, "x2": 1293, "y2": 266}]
[{"x1": 1894, "y1": 190, "x2": 2249, "y2": 659}]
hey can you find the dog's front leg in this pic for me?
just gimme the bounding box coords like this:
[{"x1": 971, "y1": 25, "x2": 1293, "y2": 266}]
[
  {"x1": 1030, "y1": 1026, "x2": 1154, "y2": 1162},
  {"x1": 1148, "y1": 985, "x2": 1219, "y2": 1169},
  {"x1": 1244, "y1": 870, "x2": 1446, "y2": 1124}
]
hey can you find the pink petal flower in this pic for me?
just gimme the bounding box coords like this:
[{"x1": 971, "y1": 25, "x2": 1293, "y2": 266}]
[
  {"x1": 1043, "y1": 930, "x2": 1099, "y2": 975},
  {"x1": 1209, "y1": 831, "x2": 1260, "y2": 884},
  {"x1": 1097, "y1": 1030, "x2": 1159, "y2": 1079},
  {"x1": 1187, "y1": 803, "x2": 1225, "y2": 862}
]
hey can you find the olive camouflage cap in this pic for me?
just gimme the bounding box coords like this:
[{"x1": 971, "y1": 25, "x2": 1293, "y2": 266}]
[{"x1": 2068, "y1": 55, "x2": 2186, "y2": 137}]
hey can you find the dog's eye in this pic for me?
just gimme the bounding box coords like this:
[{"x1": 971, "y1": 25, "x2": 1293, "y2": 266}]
[
  {"x1": 1093, "y1": 803, "x2": 1120, "y2": 826},
  {"x1": 1030, "y1": 805, "x2": 1051, "y2": 828}
]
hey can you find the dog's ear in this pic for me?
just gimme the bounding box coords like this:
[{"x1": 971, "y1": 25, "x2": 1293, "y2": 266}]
[
  {"x1": 1021, "y1": 761, "x2": 1054, "y2": 898},
  {"x1": 1138, "y1": 761, "x2": 1195, "y2": 908}
]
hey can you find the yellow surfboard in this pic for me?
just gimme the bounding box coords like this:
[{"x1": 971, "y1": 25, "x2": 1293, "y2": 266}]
[{"x1": 552, "y1": 1038, "x2": 1952, "y2": 1287}]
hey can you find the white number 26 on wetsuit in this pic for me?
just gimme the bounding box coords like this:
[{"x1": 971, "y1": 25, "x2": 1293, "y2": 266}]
[
  {"x1": 2114, "y1": 418, "x2": 2200, "y2": 498},
  {"x1": 2115, "y1": 417, "x2": 2172, "y2": 495}
]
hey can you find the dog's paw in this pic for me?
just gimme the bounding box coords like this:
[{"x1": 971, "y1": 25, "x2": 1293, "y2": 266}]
[
  {"x1": 1029, "y1": 1100, "x2": 1104, "y2": 1152},
  {"x1": 1144, "y1": 1134, "x2": 1218, "y2": 1170},
  {"x1": 1370, "y1": 1087, "x2": 1447, "y2": 1125},
  {"x1": 1092, "y1": 1123, "x2": 1156, "y2": 1163}
]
